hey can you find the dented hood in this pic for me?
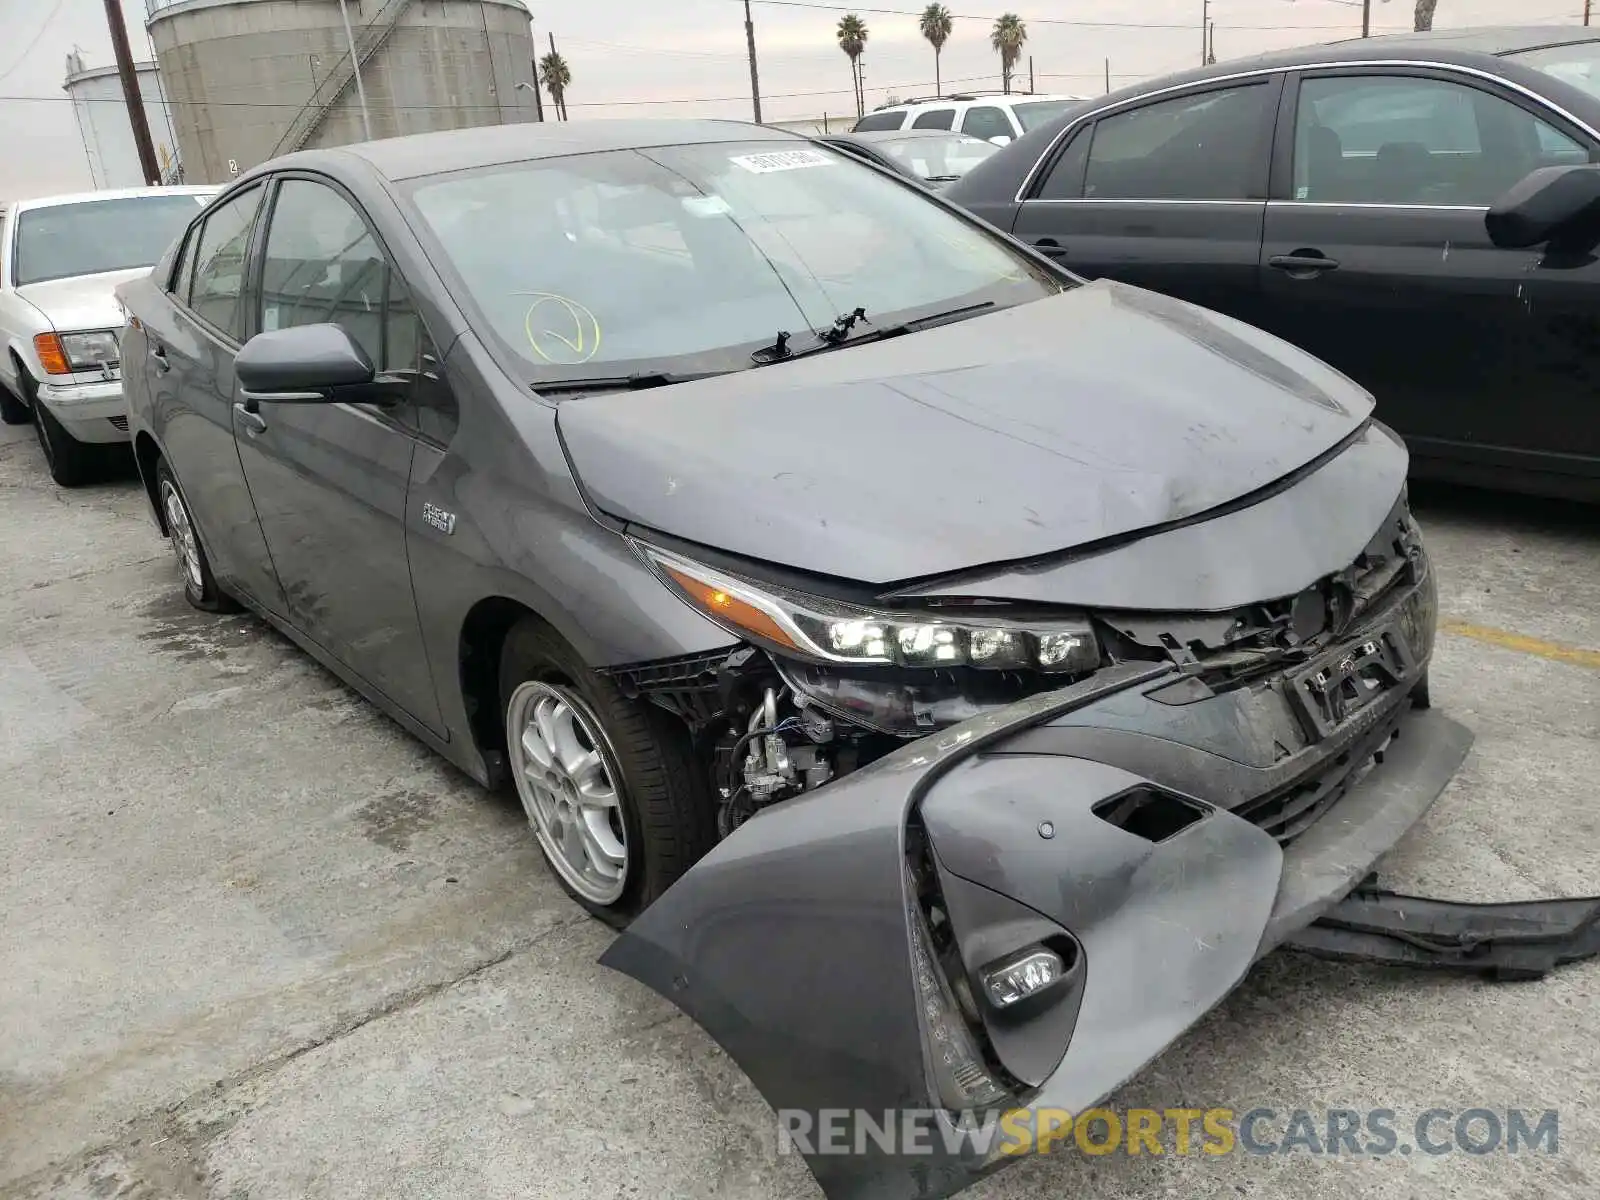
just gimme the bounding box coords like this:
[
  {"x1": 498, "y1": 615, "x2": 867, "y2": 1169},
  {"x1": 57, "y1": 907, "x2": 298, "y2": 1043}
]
[{"x1": 557, "y1": 281, "x2": 1373, "y2": 584}]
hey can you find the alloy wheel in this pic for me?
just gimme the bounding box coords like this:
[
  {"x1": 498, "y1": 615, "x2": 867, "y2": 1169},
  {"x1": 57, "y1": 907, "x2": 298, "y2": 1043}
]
[
  {"x1": 160, "y1": 479, "x2": 204, "y2": 592},
  {"x1": 506, "y1": 680, "x2": 630, "y2": 905}
]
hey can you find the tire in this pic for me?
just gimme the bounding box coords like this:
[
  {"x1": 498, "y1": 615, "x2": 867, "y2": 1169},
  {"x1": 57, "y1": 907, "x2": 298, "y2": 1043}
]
[
  {"x1": 1411, "y1": 670, "x2": 1432, "y2": 710},
  {"x1": 0, "y1": 367, "x2": 29, "y2": 425},
  {"x1": 32, "y1": 391, "x2": 103, "y2": 487},
  {"x1": 154, "y1": 457, "x2": 238, "y2": 613},
  {"x1": 499, "y1": 618, "x2": 715, "y2": 927}
]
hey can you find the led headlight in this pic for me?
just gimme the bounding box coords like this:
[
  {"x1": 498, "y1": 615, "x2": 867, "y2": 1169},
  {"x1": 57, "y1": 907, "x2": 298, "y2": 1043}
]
[{"x1": 636, "y1": 542, "x2": 1102, "y2": 673}]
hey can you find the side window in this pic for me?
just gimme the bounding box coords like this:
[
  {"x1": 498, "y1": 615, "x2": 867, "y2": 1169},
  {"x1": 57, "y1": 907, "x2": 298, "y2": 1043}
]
[
  {"x1": 852, "y1": 110, "x2": 906, "y2": 132},
  {"x1": 1293, "y1": 74, "x2": 1590, "y2": 205},
  {"x1": 189, "y1": 186, "x2": 265, "y2": 341},
  {"x1": 1084, "y1": 83, "x2": 1272, "y2": 201},
  {"x1": 961, "y1": 106, "x2": 1013, "y2": 141},
  {"x1": 170, "y1": 224, "x2": 200, "y2": 300},
  {"x1": 1035, "y1": 126, "x2": 1091, "y2": 199},
  {"x1": 911, "y1": 107, "x2": 955, "y2": 130}
]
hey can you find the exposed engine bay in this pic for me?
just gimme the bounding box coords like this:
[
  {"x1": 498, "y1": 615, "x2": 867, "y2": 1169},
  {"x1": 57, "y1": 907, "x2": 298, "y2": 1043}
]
[{"x1": 605, "y1": 494, "x2": 1432, "y2": 841}]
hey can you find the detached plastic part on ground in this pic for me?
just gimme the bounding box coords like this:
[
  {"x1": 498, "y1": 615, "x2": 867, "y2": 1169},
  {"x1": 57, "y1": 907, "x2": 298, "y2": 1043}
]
[{"x1": 1287, "y1": 883, "x2": 1600, "y2": 981}]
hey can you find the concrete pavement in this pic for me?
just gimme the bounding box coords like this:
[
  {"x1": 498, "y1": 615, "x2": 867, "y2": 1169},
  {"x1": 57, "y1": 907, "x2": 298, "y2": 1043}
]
[{"x1": 2, "y1": 419, "x2": 1596, "y2": 1200}]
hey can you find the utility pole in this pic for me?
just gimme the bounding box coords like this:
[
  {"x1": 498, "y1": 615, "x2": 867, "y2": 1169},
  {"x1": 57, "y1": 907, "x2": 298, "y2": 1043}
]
[
  {"x1": 1104, "y1": 57, "x2": 1110, "y2": 93},
  {"x1": 1200, "y1": 0, "x2": 1209, "y2": 65},
  {"x1": 336, "y1": 0, "x2": 373, "y2": 141},
  {"x1": 101, "y1": 0, "x2": 161, "y2": 185},
  {"x1": 1207, "y1": 21, "x2": 1216, "y2": 64},
  {"x1": 1028, "y1": 55, "x2": 1034, "y2": 93},
  {"x1": 1586, "y1": 0, "x2": 1592, "y2": 25},
  {"x1": 743, "y1": 0, "x2": 763, "y2": 123},
  {"x1": 1362, "y1": 0, "x2": 1372, "y2": 36}
]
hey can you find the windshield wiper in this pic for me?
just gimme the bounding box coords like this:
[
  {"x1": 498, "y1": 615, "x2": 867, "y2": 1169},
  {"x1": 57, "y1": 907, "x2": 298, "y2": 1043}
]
[
  {"x1": 532, "y1": 371, "x2": 719, "y2": 397},
  {"x1": 753, "y1": 301, "x2": 998, "y2": 367}
]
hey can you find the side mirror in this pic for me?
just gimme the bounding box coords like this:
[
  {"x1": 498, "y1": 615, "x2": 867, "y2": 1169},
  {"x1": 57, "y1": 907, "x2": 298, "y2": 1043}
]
[
  {"x1": 236, "y1": 322, "x2": 375, "y2": 405},
  {"x1": 1485, "y1": 164, "x2": 1600, "y2": 250},
  {"x1": 988, "y1": 134, "x2": 1012, "y2": 147}
]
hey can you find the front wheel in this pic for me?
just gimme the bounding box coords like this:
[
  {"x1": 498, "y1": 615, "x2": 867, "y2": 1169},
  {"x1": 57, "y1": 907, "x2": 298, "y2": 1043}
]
[
  {"x1": 499, "y1": 619, "x2": 714, "y2": 926},
  {"x1": 31, "y1": 393, "x2": 99, "y2": 488}
]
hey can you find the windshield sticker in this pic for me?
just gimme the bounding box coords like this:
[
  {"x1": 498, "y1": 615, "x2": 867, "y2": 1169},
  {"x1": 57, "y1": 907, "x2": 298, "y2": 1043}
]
[
  {"x1": 728, "y1": 149, "x2": 836, "y2": 174},
  {"x1": 681, "y1": 195, "x2": 733, "y2": 218}
]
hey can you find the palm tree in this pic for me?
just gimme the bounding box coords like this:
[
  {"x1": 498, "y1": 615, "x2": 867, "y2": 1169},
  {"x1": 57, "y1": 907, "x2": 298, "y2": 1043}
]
[
  {"x1": 539, "y1": 51, "x2": 571, "y2": 120},
  {"x1": 837, "y1": 14, "x2": 868, "y2": 118},
  {"x1": 919, "y1": 3, "x2": 953, "y2": 99},
  {"x1": 990, "y1": 13, "x2": 1027, "y2": 95}
]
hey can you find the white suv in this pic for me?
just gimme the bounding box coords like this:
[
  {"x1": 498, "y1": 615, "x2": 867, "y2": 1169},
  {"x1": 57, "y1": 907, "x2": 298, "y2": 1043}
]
[
  {"x1": 850, "y1": 92, "x2": 1088, "y2": 144},
  {"x1": 0, "y1": 186, "x2": 216, "y2": 485}
]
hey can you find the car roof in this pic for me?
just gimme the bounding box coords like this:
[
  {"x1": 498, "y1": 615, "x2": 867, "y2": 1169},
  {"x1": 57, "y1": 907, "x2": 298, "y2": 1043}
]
[
  {"x1": 7, "y1": 185, "x2": 218, "y2": 213},
  {"x1": 838, "y1": 129, "x2": 988, "y2": 143},
  {"x1": 1091, "y1": 25, "x2": 1600, "y2": 98},
  {"x1": 285, "y1": 119, "x2": 803, "y2": 182},
  {"x1": 879, "y1": 92, "x2": 1084, "y2": 111}
]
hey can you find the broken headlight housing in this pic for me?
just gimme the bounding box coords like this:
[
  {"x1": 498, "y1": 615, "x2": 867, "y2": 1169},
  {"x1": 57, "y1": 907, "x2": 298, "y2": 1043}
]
[{"x1": 635, "y1": 543, "x2": 1102, "y2": 675}]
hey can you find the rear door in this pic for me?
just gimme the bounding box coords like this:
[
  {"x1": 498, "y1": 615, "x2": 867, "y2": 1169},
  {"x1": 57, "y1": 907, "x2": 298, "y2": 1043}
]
[
  {"x1": 1257, "y1": 67, "x2": 1600, "y2": 485},
  {"x1": 1009, "y1": 76, "x2": 1280, "y2": 325},
  {"x1": 232, "y1": 173, "x2": 445, "y2": 732},
  {"x1": 151, "y1": 183, "x2": 288, "y2": 613}
]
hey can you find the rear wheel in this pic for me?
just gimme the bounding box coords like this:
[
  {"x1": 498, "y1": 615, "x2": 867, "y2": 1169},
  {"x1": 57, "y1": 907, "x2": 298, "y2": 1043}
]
[
  {"x1": 499, "y1": 618, "x2": 714, "y2": 926},
  {"x1": 155, "y1": 458, "x2": 238, "y2": 613}
]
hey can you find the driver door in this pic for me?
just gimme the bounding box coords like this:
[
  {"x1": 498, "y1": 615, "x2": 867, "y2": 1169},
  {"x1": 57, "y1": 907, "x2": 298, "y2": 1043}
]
[{"x1": 233, "y1": 173, "x2": 445, "y2": 733}]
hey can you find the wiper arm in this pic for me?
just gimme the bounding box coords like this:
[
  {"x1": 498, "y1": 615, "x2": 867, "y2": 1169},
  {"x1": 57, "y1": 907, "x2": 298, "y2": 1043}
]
[
  {"x1": 532, "y1": 371, "x2": 716, "y2": 396},
  {"x1": 753, "y1": 301, "x2": 998, "y2": 367}
]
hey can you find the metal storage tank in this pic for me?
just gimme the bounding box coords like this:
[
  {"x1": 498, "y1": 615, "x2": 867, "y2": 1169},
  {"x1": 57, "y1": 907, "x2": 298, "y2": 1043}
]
[
  {"x1": 145, "y1": 0, "x2": 542, "y2": 185},
  {"x1": 64, "y1": 52, "x2": 184, "y2": 187}
]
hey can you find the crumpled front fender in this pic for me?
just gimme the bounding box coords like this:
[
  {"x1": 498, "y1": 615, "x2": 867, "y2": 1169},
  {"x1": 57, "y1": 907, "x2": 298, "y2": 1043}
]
[{"x1": 601, "y1": 662, "x2": 1292, "y2": 1200}]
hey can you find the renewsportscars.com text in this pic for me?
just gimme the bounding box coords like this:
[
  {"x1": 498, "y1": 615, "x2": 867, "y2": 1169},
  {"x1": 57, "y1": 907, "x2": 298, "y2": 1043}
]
[{"x1": 776, "y1": 1106, "x2": 1561, "y2": 1158}]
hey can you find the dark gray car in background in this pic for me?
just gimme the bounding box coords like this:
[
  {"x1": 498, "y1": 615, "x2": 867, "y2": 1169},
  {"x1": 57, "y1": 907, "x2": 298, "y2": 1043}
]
[
  {"x1": 942, "y1": 26, "x2": 1600, "y2": 501},
  {"x1": 116, "y1": 120, "x2": 1478, "y2": 1199}
]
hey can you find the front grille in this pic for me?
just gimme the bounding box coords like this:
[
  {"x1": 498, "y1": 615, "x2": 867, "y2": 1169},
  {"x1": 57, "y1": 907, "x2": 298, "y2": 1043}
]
[
  {"x1": 107, "y1": 415, "x2": 128, "y2": 431},
  {"x1": 1234, "y1": 697, "x2": 1408, "y2": 844}
]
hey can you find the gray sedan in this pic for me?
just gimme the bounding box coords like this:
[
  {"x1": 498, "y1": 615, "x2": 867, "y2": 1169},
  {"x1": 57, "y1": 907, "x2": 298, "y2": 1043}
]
[{"x1": 117, "y1": 120, "x2": 1472, "y2": 1200}]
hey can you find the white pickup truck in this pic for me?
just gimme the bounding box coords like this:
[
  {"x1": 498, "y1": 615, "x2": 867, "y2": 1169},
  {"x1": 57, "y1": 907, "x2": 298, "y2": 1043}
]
[{"x1": 0, "y1": 185, "x2": 216, "y2": 485}]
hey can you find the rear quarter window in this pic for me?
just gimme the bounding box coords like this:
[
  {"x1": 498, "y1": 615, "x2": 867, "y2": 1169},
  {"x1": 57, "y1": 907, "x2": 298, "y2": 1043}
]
[{"x1": 853, "y1": 110, "x2": 907, "y2": 132}]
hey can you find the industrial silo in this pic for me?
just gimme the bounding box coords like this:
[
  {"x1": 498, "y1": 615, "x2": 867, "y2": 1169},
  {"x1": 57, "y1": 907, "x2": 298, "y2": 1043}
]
[
  {"x1": 64, "y1": 51, "x2": 185, "y2": 187},
  {"x1": 145, "y1": 0, "x2": 542, "y2": 185}
]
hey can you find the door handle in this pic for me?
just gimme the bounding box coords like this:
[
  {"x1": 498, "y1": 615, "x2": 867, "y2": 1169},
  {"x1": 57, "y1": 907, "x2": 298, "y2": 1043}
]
[
  {"x1": 149, "y1": 344, "x2": 170, "y2": 373},
  {"x1": 1268, "y1": 252, "x2": 1340, "y2": 275},
  {"x1": 233, "y1": 402, "x2": 268, "y2": 437},
  {"x1": 1032, "y1": 237, "x2": 1069, "y2": 258}
]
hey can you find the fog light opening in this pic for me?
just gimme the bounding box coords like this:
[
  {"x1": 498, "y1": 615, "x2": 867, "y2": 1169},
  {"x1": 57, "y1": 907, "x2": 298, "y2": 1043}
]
[{"x1": 1093, "y1": 785, "x2": 1208, "y2": 843}]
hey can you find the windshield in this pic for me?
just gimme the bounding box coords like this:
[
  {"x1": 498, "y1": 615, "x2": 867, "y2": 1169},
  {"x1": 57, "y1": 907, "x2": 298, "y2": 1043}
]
[
  {"x1": 404, "y1": 140, "x2": 1065, "y2": 386},
  {"x1": 13, "y1": 194, "x2": 206, "y2": 288},
  {"x1": 1508, "y1": 40, "x2": 1600, "y2": 102},
  {"x1": 1012, "y1": 99, "x2": 1083, "y2": 131},
  {"x1": 875, "y1": 133, "x2": 999, "y2": 180}
]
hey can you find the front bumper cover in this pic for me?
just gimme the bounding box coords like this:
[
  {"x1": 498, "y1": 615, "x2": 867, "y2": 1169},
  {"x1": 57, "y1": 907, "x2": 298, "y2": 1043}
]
[{"x1": 601, "y1": 656, "x2": 1491, "y2": 1200}]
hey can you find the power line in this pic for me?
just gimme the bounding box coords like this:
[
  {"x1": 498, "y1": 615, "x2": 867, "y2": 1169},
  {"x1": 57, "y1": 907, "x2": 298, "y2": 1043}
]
[
  {"x1": 744, "y1": 0, "x2": 1384, "y2": 32},
  {"x1": 0, "y1": 0, "x2": 67, "y2": 85}
]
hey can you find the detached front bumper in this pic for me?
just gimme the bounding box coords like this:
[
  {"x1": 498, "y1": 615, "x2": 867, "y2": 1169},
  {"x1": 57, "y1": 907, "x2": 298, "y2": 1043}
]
[
  {"x1": 36, "y1": 378, "x2": 129, "y2": 443},
  {"x1": 603, "y1": 651, "x2": 1473, "y2": 1200}
]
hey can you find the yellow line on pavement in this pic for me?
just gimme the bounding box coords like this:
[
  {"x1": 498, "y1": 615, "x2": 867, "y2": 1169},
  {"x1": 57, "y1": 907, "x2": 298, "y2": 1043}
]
[{"x1": 1440, "y1": 619, "x2": 1600, "y2": 670}]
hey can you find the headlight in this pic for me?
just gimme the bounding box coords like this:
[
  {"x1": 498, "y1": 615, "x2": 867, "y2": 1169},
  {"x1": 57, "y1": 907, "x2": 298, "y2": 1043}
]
[
  {"x1": 34, "y1": 330, "x2": 120, "y2": 375},
  {"x1": 636, "y1": 542, "x2": 1101, "y2": 674}
]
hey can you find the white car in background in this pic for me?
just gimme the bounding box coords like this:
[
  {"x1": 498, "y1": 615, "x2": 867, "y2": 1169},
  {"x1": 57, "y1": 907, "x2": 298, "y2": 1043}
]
[
  {"x1": 850, "y1": 91, "x2": 1089, "y2": 143},
  {"x1": 0, "y1": 185, "x2": 217, "y2": 485}
]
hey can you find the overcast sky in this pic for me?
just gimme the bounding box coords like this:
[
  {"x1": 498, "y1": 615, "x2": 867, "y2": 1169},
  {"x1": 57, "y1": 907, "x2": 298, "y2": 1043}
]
[{"x1": 0, "y1": 0, "x2": 1587, "y2": 198}]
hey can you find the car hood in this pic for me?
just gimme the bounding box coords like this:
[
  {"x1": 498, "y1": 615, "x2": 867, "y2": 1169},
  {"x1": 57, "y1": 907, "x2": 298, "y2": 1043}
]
[
  {"x1": 15, "y1": 266, "x2": 151, "y2": 334},
  {"x1": 557, "y1": 280, "x2": 1374, "y2": 585}
]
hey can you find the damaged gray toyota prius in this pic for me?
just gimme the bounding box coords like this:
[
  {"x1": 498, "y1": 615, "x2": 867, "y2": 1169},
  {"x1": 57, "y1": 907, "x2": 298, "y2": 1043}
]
[{"x1": 115, "y1": 121, "x2": 1600, "y2": 1200}]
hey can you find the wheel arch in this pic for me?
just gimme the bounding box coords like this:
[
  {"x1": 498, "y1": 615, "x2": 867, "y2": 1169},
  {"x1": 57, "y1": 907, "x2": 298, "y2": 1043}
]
[
  {"x1": 458, "y1": 597, "x2": 571, "y2": 783},
  {"x1": 133, "y1": 430, "x2": 167, "y2": 533}
]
